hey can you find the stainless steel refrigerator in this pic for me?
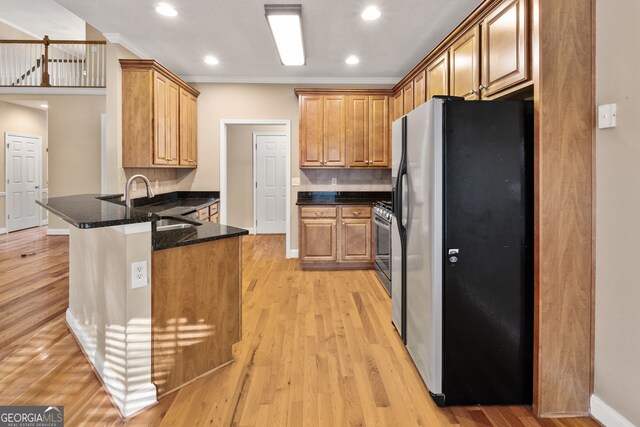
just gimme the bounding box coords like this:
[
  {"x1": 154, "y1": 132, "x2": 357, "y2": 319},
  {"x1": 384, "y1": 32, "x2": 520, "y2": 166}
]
[{"x1": 391, "y1": 97, "x2": 533, "y2": 406}]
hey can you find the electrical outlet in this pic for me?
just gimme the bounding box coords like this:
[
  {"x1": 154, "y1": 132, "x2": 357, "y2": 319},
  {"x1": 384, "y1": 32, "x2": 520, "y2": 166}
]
[
  {"x1": 154, "y1": 179, "x2": 159, "y2": 189},
  {"x1": 291, "y1": 177, "x2": 300, "y2": 186},
  {"x1": 331, "y1": 177, "x2": 337, "y2": 186},
  {"x1": 131, "y1": 261, "x2": 148, "y2": 289}
]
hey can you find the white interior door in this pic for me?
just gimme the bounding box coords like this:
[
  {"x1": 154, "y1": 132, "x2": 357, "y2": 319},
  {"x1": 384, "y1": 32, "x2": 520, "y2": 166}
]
[
  {"x1": 6, "y1": 133, "x2": 41, "y2": 232},
  {"x1": 255, "y1": 133, "x2": 287, "y2": 234}
]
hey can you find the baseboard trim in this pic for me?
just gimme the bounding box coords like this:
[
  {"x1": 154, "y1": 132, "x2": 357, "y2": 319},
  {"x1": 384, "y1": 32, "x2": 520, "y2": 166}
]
[
  {"x1": 66, "y1": 309, "x2": 157, "y2": 418},
  {"x1": 0, "y1": 227, "x2": 6, "y2": 234},
  {"x1": 47, "y1": 228, "x2": 70, "y2": 236},
  {"x1": 247, "y1": 227, "x2": 256, "y2": 235},
  {"x1": 591, "y1": 395, "x2": 635, "y2": 427},
  {"x1": 288, "y1": 249, "x2": 299, "y2": 259},
  {"x1": 41, "y1": 220, "x2": 48, "y2": 226}
]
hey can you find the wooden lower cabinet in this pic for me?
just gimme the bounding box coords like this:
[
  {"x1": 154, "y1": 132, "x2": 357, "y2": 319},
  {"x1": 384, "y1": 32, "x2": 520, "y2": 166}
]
[
  {"x1": 299, "y1": 205, "x2": 373, "y2": 269},
  {"x1": 340, "y1": 218, "x2": 372, "y2": 262},
  {"x1": 152, "y1": 237, "x2": 241, "y2": 396},
  {"x1": 300, "y1": 218, "x2": 338, "y2": 262}
]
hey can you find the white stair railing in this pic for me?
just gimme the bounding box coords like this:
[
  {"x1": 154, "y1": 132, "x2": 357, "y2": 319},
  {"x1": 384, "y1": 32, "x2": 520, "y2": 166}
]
[{"x1": 0, "y1": 36, "x2": 106, "y2": 87}]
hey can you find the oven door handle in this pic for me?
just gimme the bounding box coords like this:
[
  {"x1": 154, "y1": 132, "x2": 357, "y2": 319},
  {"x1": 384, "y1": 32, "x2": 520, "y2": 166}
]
[{"x1": 374, "y1": 217, "x2": 391, "y2": 229}]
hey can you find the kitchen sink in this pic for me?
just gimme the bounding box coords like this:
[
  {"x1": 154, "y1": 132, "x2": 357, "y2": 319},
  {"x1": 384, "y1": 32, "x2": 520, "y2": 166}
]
[{"x1": 155, "y1": 217, "x2": 200, "y2": 231}]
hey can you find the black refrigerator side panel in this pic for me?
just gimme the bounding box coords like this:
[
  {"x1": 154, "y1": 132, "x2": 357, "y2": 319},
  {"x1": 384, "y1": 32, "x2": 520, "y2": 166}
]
[{"x1": 441, "y1": 100, "x2": 533, "y2": 405}]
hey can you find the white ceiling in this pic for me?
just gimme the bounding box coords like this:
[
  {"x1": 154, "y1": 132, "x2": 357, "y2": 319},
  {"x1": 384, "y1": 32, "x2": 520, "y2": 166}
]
[
  {"x1": 0, "y1": 0, "x2": 85, "y2": 40},
  {"x1": 49, "y1": 0, "x2": 482, "y2": 84}
]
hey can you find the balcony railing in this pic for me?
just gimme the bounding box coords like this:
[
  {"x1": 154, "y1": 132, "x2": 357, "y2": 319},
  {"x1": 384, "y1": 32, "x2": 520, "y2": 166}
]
[{"x1": 0, "y1": 36, "x2": 106, "y2": 87}]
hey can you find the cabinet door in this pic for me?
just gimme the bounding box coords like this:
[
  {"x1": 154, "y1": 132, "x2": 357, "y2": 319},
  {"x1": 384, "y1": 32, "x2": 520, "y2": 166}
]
[
  {"x1": 323, "y1": 95, "x2": 346, "y2": 167},
  {"x1": 300, "y1": 218, "x2": 337, "y2": 262},
  {"x1": 426, "y1": 51, "x2": 449, "y2": 100},
  {"x1": 300, "y1": 95, "x2": 324, "y2": 167},
  {"x1": 179, "y1": 88, "x2": 198, "y2": 166},
  {"x1": 480, "y1": 0, "x2": 528, "y2": 98},
  {"x1": 369, "y1": 95, "x2": 389, "y2": 168},
  {"x1": 413, "y1": 70, "x2": 426, "y2": 108},
  {"x1": 165, "y1": 80, "x2": 180, "y2": 165},
  {"x1": 153, "y1": 72, "x2": 168, "y2": 164},
  {"x1": 449, "y1": 26, "x2": 480, "y2": 100},
  {"x1": 392, "y1": 90, "x2": 404, "y2": 121},
  {"x1": 346, "y1": 95, "x2": 369, "y2": 167},
  {"x1": 403, "y1": 82, "x2": 414, "y2": 114},
  {"x1": 339, "y1": 218, "x2": 372, "y2": 262}
]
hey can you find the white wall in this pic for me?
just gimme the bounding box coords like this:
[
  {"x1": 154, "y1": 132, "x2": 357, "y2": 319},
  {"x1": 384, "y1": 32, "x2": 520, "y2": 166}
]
[{"x1": 593, "y1": 0, "x2": 640, "y2": 425}]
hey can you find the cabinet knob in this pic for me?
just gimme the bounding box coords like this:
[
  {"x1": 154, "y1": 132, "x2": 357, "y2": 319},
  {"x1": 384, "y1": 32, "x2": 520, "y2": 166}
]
[
  {"x1": 478, "y1": 85, "x2": 487, "y2": 91},
  {"x1": 468, "y1": 89, "x2": 477, "y2": 95},
  {"x1": 354, "y1": 211, "x2": 360, "y2": 216}
]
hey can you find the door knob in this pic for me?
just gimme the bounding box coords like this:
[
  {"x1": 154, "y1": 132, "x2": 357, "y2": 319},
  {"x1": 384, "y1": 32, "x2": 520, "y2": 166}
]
[{"x1": 448, "y1": 248, "x2": 459, "y2": 264}]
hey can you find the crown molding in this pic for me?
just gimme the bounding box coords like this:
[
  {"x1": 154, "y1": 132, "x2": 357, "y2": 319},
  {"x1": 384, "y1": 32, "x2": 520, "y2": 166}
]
[
  {"x1": 180, "y1": 75, "x2": 400, "y2": 86},
  {"x1": 103, "y1": 33, "x2": 149, "y2": 59}
]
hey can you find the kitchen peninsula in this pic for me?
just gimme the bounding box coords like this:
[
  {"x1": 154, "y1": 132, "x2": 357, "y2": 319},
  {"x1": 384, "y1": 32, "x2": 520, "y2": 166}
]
[{"x1": 37, "y1": 193, "x2": 248, "y2": 417}]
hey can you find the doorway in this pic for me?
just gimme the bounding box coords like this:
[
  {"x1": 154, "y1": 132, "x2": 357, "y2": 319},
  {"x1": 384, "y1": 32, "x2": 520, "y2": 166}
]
[
  {"x1": 5, "y1": 132, "x2": 42, "y2": 232},
  {"x1": 254, "y1": 132, "x2": 287, "y2": 234},
  {"x1": 220, "y1": 119, "x2": 293, "y2": 258}
]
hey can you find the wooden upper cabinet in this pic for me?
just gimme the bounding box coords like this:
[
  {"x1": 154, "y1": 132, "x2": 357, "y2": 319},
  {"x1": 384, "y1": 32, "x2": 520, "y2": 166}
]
[
  {"x1": 346, "y1": 95, "x2": 369, "y2": 167},
  {"x1": 346, "y1": 95, "x2": 389, "y2": 168},
  {"x1": 426, "y1": 51, "x2": 449, "y2": 100},
  {"x1": 153, "y1": 72, "x2": 179, "y2": 166},
  {"x1": 323, "y1": 95, "x2": 346, "y2": 167},
  {"x1": 393, "y1": 90, "x2": 404, "y2": 120},
  {"x1": 449, "y1": 26, "x2": 480, "y2": 100},
  {"x1": 369, "y1": 96, "x2": 389, "y2": 168},
  {"x1": 179, "y1": 88, "x2": 198, "y2": 166},
  {"x1": 298, "y1": 90, "x2": 390, "y2": 169},
  {"x1": 300, "y1": 95, "x2": 324, "y2": 167},
  {"x1": 121, "y1": 60, "x2": 199, "y2": 168},
  {"x1": 480, "y1": 0, "x2": 529, "y2": 98},
  {"x1": 413, "y1": 70, "x2": 426, "y2": 108},
  {"x1": 403, "y1": 82, "x2": 414, "y2": 114}
]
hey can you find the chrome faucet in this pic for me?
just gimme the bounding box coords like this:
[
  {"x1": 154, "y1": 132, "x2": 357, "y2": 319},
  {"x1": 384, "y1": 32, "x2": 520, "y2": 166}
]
[{"x1": 125, "y1": 174, "x2": 155, "y2": 208}]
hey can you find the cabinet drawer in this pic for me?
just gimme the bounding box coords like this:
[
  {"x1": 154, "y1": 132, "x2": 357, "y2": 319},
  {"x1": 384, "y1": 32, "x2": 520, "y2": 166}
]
[
  {"x1": 210, "y1": 213, "x2": 219, "y2": 224},
  {"x1": 300, "y1": 207, "x2": 337, "y2": 218},
  {"x1": 340, "y1": 206, "x2": 371, "y2": 219},
  {"x1": 197, "y1": 207, "x2": 209, "y2": 220},
  {"x1": 209, "y1": 202, "x2": 219, "y2": 216}
]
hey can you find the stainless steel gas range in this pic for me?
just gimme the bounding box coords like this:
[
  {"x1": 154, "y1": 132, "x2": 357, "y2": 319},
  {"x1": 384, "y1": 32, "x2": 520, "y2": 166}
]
[{"x1": 373, "y1": 201, "x2": 392, "y2": 295}]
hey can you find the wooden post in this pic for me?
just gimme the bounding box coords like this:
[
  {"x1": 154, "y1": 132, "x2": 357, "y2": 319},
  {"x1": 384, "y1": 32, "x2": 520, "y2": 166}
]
[{"x1": 41, "y1": 35, "x2": 50, "y2": 87}]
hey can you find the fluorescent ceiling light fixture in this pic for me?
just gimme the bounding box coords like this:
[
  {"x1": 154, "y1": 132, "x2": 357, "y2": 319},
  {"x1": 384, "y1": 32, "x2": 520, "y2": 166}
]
[
  {"x1": 40, "y1": 104, "x2": 48, "y2": 108},
  {"x1": 361, "y1": 6, "x2": 381, "y2": 21},
  {"x1": 345, "y1": 55, "x2": 360, "y2": 65},
  {"x1": 204, "y1": 56, "x2": 219, "y2": 65},
  {"x1": 265, "y1": 4, "x2": 305, "y2": 66},
  {"x1": 156, "y1": 3, "x2": 177, "y2": 17}
]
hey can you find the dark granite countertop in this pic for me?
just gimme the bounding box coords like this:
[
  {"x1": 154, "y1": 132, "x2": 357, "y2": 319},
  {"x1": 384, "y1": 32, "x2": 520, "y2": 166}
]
[
  {"x1": 37, "y1": 192, "x2": 247, "y2": 250},
  {"x1": 152, "y1": 219, "x2": 247, "y2": 250},
  {"x1": 296, "y1": 191, "x2": 391, "y2": 206}
]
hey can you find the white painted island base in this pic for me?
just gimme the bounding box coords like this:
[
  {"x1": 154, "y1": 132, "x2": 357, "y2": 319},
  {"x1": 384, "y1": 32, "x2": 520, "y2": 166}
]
[{"x1": 65, "y1": 222, "x2": 157, "y2": 417}]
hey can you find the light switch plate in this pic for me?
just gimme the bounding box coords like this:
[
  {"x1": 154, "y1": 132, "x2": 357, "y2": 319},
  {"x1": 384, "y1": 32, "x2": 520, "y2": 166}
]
[
  {"x1": 331, "y1": 177, "x2": 337, "y2": 186},
  {"x1": 598, "y1": 103, "x2": 617, "y2": 129},
  {"x1": 292, "y1": 177, "x2": 300, "y2": 186},
  {"x1": 131, "y1": 260, "x2": 148, "y2": 289}
]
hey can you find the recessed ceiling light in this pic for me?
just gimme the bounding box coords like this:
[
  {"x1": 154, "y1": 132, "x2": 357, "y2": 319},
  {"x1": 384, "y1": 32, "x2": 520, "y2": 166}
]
[
  {"x1": 265, "y1": 4, "x2": 305, "y2": 66},
  {"x1": 40, "y1": 104, "x2": 48, "y2": 108},
  {"x1": 361, "y1": 6, "x2": 381, "y2": 21},
  {"x1": 156, "y1": 3, "x2": 177, "y2": 17},
  {"x1": 345, "y1": 55, "x2": 360, "y2": 65},
  {"x1": 204, "y1": 56, "x2": 219, "y2": 65}
]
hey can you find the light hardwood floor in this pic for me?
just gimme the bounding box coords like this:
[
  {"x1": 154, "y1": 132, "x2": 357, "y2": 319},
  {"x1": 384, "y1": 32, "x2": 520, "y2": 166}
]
[{"x1": 0, "y1": 227, "x2": 598, "y2": 426}]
